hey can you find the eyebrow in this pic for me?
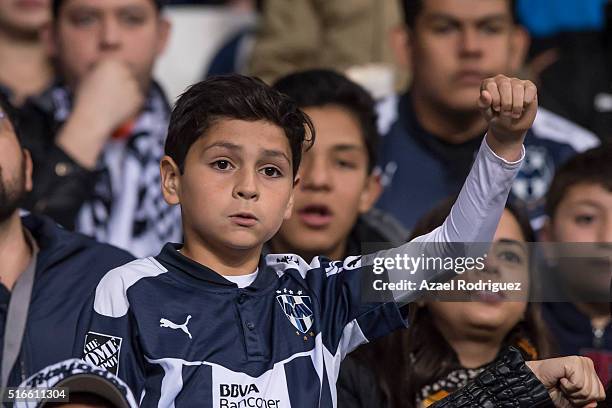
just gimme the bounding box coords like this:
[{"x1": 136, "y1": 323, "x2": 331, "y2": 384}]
[
  {"x1": 425, "y1": 13, "x2": 511, "y2": 23},
  {"x1": 204, "y1": 142, "x2": 291, "y2": 164},
  {"x1": 570, "y1": 200, "x2": 605, "y2": 208},
  {"x1": 496, "y1": 239, "x2": 528, "y2": 249},
  {"x1": 331, "y1": 144, "x2": 364, "y2": 152}
]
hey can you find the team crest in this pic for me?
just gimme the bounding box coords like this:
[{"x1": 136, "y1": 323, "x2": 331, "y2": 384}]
[{"x1": 276, "y1": 289, "x2": 314, "y2": 334}]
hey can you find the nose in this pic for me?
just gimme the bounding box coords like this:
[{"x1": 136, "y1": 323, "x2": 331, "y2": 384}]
[
  {"x1": 233, "y1": 169, "x2": 259, "y2": 201},
  {"x1": 459, "y1": 27, "x2": 482, "y2": 57},
  {"x1": 301, "y1": 156, "x2": 332, "y2": 192},
  {"x1": 100, "y1": 16, "x2": 121, "y2": 50}
]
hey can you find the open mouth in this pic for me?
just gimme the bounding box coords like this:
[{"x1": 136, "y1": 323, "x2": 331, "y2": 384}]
[{"x1": 298, "y1": 204, "x2": 333, "y2": 228}]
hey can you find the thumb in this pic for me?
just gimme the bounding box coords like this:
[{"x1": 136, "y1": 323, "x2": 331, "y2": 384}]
[{"x1": 479, "y1": 90, "x2": 495, "y2": 121}]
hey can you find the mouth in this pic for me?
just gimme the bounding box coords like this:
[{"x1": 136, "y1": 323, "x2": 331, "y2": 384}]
[
  {"x1": 472, "y1": 290, "x2": 506, "y2": 304},
  {"x1": 454, "y1": 70, "x2": 487, "y2": 85},
  {"x1": 298, "y1": 204, "x2": 334, "y2": 228},
  {"x1": 229, "y1": 212, "x2": 259, "y2": 227}
]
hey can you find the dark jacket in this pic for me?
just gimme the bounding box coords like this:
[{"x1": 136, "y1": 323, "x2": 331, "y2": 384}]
[
  {"x1": 377, "y1": 93, "x2": 600, "y2": 230},
  {"x1": 542, "y1": 302, "x2": 612, "y2": 356},
  {"x1": 12, "y1": 82, "x2": 170, "y2": 231},
  {"x1": 0, "y1": 214, "x2": 134, "y2": 386}
]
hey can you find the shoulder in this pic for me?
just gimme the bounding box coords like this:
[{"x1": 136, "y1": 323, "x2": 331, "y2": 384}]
[
  {"x1": 531, "y1": 107, "x2": 600, "y2": 152},
  {"x1": 93, "y1": 257, "x2": 168, "y2": 318}
]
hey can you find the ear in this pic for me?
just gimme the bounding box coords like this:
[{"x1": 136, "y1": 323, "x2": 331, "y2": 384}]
[
  {"x1": 509, "y1": 26, "x2": 530, "y2": 73},
  {"x1": 23, "y1": 149, "x2": 33, "y2": 194},
  {"x1": 41, "y1": 22, "x2": 57, "y2": 58},
  {"x1": 160, "y1": 155, "x2": 181, "y2": 205},
  {"x1": 283, "y1": 177, "x2": 299, "y2": 220},
  {"x1": 390, "y1": 26, "x2": 411, "y2": 68},
  {"x1": 358, "y1": 172, "x2": 382, "y2": 214},
  {"x1": 155, "y1": 18, "x2": 172, "y2": 57}
]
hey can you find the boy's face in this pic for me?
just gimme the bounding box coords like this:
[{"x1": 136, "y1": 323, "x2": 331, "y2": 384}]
[
  {"x1": 0, "y1": 0, "x2": 50, "y2": 36},
  {"x1": 396, "y1": 0, "x2": 527, "y2": 112},
  {"x1": 0, "y1": 109, "x2": 32, "y2": 223},
  {"x1": 49, "y1": 0, "x2": 169, "y2": 90},
  {"x1": 273, "y1": 106, "x2": 380, "y2": 259},
  {"x1": 162, "y1": 119, "x2": 296, "y2": 252},
  {"x1": 547, "y1": 183, "x2": 612, "y2": 243},
  {"x1": 543, "y1": 183, "x2": 612, "y2": 302}
]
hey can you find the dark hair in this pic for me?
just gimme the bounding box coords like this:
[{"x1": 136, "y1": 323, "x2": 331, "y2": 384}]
[
  {"x1": 165, "y1": 75, "x2": 315, "y2": 176},
  {"x1": 402, "y1": 0, "x2": 519, "y2": 28},
  {"x1": 52, "y1": 0, "x2": 164, "y2": 19},
  {"x1": 546, "y1": 145, "x2": 612, "y2": 219},
  {"x1": 354, "y1": 196, "x2": 551, "y2": 408},
  {"x1": 272, "y1": 69, "x2": 379, "y2": 173}
]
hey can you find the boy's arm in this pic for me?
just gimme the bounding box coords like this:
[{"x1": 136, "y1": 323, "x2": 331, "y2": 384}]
[
  {"x1": 309, "y1": 76, "x2": 538, "y2": 356},
  {"x1": 73, "y1": 286, "x2": 146, "y2": 397},
  {"x1": 376, "y1": 76, "x2": 538, "y2": 304}
]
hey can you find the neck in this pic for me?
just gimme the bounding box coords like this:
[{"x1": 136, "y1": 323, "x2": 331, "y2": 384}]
[
  {"x1": 411, "y1": 88, "x2": 487, "y2": 144},
  {"x1": 0, "y1": 28, "x2": 53, "y2": 105},
  {"x1": 435, "y1": 322, "x2": 503, "y2": 368},
  {"x1": 270, "y1": 237, "x2": 347, "y2": 263},
  {"x1": 181, "y1": 231, "x2": 262, "y2": 277},
  {"x1": 0, "y1": 212, "x2": 31, "y2": 290}
]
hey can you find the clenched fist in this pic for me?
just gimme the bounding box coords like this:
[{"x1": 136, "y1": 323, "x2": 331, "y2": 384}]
[
  {"x1": 479, "y1": 75, "x2": 538, "y2": 162},
  {"x1": 526, "y1": 356, "x2": 605, "y2": 407}
]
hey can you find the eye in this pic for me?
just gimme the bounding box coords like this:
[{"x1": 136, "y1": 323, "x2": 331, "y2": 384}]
[
  {"x1": 70, "y1": 13, "x2": 97, "y2": 27},
  {"x1": 260, "y1": 166, "x2": 282, "y2": 178},
  {"x1": 481, "y1": 23, "x2": 505, "y2": 34},
  {"x1": 575, "y1": 214, "x2": 596, "y2": 225},
  {"x1": 497, "y1": 250, "x2": 523, "y2": 264},
  {"x1": 120, "y1": 12, "x2": 146, "y2": 26},
  {"x1": 211, "y1": 160, "x2": 233, "y2": 171},
  {"x1": 336, "y1": 159, "x2": 357, "y2": 169}
]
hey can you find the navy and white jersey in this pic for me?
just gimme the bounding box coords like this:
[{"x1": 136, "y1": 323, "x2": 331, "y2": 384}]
[{"x1": 75, "y1": 139, "x2": 523, "y2": 408}]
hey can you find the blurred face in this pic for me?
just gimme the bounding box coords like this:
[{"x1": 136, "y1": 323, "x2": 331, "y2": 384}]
[
  {"x1": 272, "y1": 106, "x2": 380, "y2": 260},
  {"x1": 0, "y1": 0, "x2": 50, "y2": 37},
  {"x1": 544, "y1": 183, "x2": 612, "y2": 299},
  {"x1": 163, "y1": 119, "x2": 296, "y2": 252},
  {"x1": 404, "y1": 0, "x2": 526, "y2": 112},
  {"x1": 51, "y1": 0, "x2": 169, "y2": 89},
  {"x1": 427, "y1": 209, "x2": 529, "y2": 340},
  {"x1": 0, "y1": 109, "x2": 32, "y2": 223},
  {"x1": 549, "y1": 183, "x2": 612, "y2": 244}
]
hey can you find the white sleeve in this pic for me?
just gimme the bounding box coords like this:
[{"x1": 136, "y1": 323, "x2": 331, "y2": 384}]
[
  {"x1": 413, "y1": 135, "x2": 525, "y2": 244},
  {"x1": 367, "y1": 135, "x2": 524, "y2": 304}
]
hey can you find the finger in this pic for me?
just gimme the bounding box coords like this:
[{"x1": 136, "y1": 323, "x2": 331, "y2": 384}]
[
  {"x1": 479, "y1": 90, "x2": 495, "y2": 121},
  {"x1": 512, "y1": 80, "x2": 525, "y2": 118},
  {"x1": 497, "y1": 76, "x2": 513, "y2": 115},
  {"x1": 484, "y1": 80, "x2": 501, "y2": 112},
  {"x1": 523, "y1": 80, "x2": 538, "y2": 105}
]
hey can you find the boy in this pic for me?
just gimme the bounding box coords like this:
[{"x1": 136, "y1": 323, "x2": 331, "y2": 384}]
[
  {"x1": 269, "y1": 69, "x2": 407, "y2": 263},
  {"x1": 540, "y1": 145, "x2": 612, "y2": 372},
  {"x1": 75, "y1": 74, "x2": 578, "y2": 407}
]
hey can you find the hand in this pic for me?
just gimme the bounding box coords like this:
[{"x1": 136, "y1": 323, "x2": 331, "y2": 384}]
[
  {"x1": 73, "y1": 59, "x2": 144, "y2": 134},
  {"x1": 479, "y1": 75, "x2": 538, "y2": 162},
  {"x1": 526, "y1": 356, "x2": 605, "y2": 407},
  {"x1": 57, "y1": 59, "x2": 145, "y2": 168}
]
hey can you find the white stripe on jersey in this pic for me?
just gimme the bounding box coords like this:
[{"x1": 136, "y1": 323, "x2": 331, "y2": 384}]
[{"x1": 94, "y1": 257, "x2": 168, "y2": 317}]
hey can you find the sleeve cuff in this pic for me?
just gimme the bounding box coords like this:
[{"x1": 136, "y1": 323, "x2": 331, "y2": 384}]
[{"x1": 482, "y1": 134, "x2": 526, "y2": 168}]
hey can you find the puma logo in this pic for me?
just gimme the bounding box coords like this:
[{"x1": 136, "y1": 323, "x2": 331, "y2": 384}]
[{"x1": 160, "y1": 315, "x2": 192, "y2": 339}]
